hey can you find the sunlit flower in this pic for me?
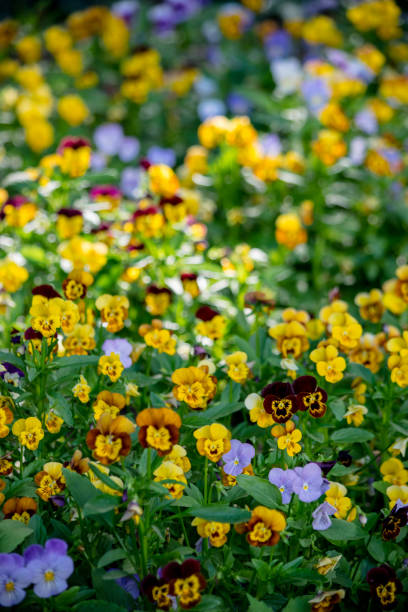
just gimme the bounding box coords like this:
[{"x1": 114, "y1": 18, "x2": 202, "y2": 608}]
[
  {"x1": 86, "y1": 412, "x2": 135, "y2": 464},
  {"x1": 194, "y1": 423, "x2": 231, "y2": 462},
  {"x1": 136, "y1": 407, "x2": 181, "y2": 456}
]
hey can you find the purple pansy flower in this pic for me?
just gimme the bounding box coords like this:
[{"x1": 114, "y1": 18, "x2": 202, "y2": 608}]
[
  {"x1": 198, "y1": 99, "x2": 226, "y2": 121},
  {"x1": 91, "y1": 152, "x2": 107, "y2": 170},
  {"x1": 118, "y1": 137, "x2": 140, "y2": 162},
  {"x1": 112, "y1": 0, "x2": 139, "y2": 25},
  {"x1": 146, "y1": 146, "x2": 176, "y2": 167},
  {"x1": 268, "y1": 467, "x2": 297, "y2": 504},
  {"x1": 301, "y1": 78, "x2": 330, "y2": 113},
  {"x1": 292, "y1": 463, "x2": 328, "y2": 503},
  {"x1": 222, "y1": 439, "x2": 255, "y2": 476},
  {"x1": 24, "y1": 539, "x2": 74, "y2": 599},
  {"x1": 312, "y1": 502, "x2": 337, "y2": 531},
  {"x1": 355, "y1": 109, "x2": 378, "y2": 134},
  {"x1": 102, "y1": 339, "x2": 132, "y2": 368},
  {"x1": 349, "y1": 137, "x2": 367, "y2": 165},
  {"x1": 120, "y1": 168, "x2": 142, "y2": 198},
  {"x1": 115, "y1": 573, "x2": 140, "y2": 599},
  {"x1": 0, "y1": 553, "x2": 31, "y2": 607},
  {"x1": 94, "y1": 123, "x2": 124, "y2": 156}
]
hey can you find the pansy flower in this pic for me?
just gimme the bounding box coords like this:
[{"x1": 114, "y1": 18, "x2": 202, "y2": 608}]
[
  {"x1": 382, "y1": 500, "x2": 408, "y2": 541},
  {"x1": 292, "y1": 463, "x2": 328, "y2": 503},
  {"x1": 24, "y1": 539, "x2": 74, "y2": 598},
  {"x1": 222, "y1": 439, "x2": 255, "y2": 476},
  {"x1": 239, "y1": 506, "x2": 286, "y2": 547},
  {"x1": 262, "y1": 381, "x2": 298, "y2": 424},
  {"x1": 268, "y1": 467, "x2": 297, "y2": 504},
  {"x1": 292, "y1": 375, "x2": 328, "y2": 418},
  {"x1": 136, "y1": 407, "x2": 181, "y2": 456},
  {"x1": 2, "y1": 497, "x2": 37, "y2": 524},
  {"x1": 367, "y1": 564, "x2": 402, "y2": 610},
  {"x1": 161, "y1": 559, "x2": 206, "y2": 609},
  {"x1": 0, "y1": 552, "x2": 31, "y2": 607},
  {"x1": 86, "y1": 412, "x2": 135, "y2": 464},
  {"x1": 141, "y1": 574, "x2": 173, "y2": 610}
]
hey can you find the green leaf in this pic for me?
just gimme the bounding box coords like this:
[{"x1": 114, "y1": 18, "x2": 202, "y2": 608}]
[
  {"x1": 88, "y1": 462, "x2": 123, "y2": 492},
  {"x1": 331, "y1": 428, "x2": 374, "y2": 443},
  {"x1": 52, "y1": 355, "x2": 99, "y2": 369},
  {"x1": 97, "y1": 549, "x2": 127, "y2": 568},
  {"x1": 83, "y1": 494, "x2": 119, "y2": 516},
  {"x1": 0, "y1": 520, "x2": 33, "y2": 552},
  {"x1": 192, "y1": 595, "x2": 224, "y2": 611},
  {"x1": 282, "y1": 596, "x2": 311, "y2": 612},
  {"x1": 321, "y1": 519, "x2": 366, "y2": 541},
  {"x1": 187, "y1": 504, "x2": 251, "y2": 524},
  {"x1": 0, "y1": 350, "x2": 25, "y2": 370},
  {"x1": 329, "y1": 398, "x2": 346, "y2": 421},
  {"x1": 6, "y1": 478, "x2": 38, "y2": 498},
  {"x1": 236, "y1": 474, "x2": 282, "y2": 509},
  {"x1": 348, "y1": 363, "x2": 375, "y2": 385},
  {"x1": 74, "y1": 602, "x2": 127, "y2": 612},
  {"x1": 183, "y1": 402, "x2": 242, "y2": 426},
  {"x1": 368, "y1": 536, "x2": 386, "y2": 562},
  {"x1": 247, "y1": 594, "x2": 274, "y2": 611},
  {"x1": 62, "y1": 468, "x2": 97, "y2": 507}
]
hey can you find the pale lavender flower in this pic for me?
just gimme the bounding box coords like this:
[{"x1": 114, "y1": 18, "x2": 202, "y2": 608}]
[
  {"x1": 0, "y1": 553, "x2": 31, "y2": 607},
  {"x1": 121, "y1": 167, "x2": 142, "y2": 198},
  {"x1": 118, "y1": 137, "x2": 140, "y2": 162},
  {"x1": 102, "y1": 339, "x2": 132, "y2": 368},
  {"x1": 112, "y1": 1, "x2": 139, "y2": 25},
  {"x1": 24, "y1": 539, "x2": 73, "y2": 599},
  {"x1": 301, "y1": 78, "x2": 330, "y2": 113},
  {"x1": 115, "y1": 573, "x2": 140, "y2": 599},
  {"x1": 312, "y1": 502, "x2": 337, "y2": 531},
  {"x1": 355, "y1": 109, "x2": 378, "y2": 134},
  {"x1": 268, "y1": 467, "x2": 297, "y2": 504},
  {"x1": 349, "y1": 137, "x2": 367, "y2": 164},
  {"x1": 222, "y1": 439, "x2": 255, "y2": 476},
  {"x1": 94, "y1": 123, "x2": 124, "y2": 156},
  {"x1": 91, "y1": 152, "x2": 107, "y2": 170},
  {"x1": 147, "y1": 146, "x2": 176, "y2": 167},
  {"x1": 197, "y1": 99, "x2": 226, "y2": 121},
  {"x1": 292, "y1": 463, "x2": 328, "y2": 503}
]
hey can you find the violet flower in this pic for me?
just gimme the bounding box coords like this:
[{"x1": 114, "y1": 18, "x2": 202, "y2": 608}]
[
  {"x1": 146, "y1": 146, "x2": 176, "y2": 167},
  {"x1": 24, "y1": 539, "x2": 74, "y2": 599},
  {"x1": 222, "y1": 439, "x2": 255, "y2": 476},
  {"x1": 102, "y1": 339, "x2": 132, "y2": 368},
  {"x1": 0, "y1": 553, "x2": 31, "y2": 607},
  {"x1": 93, "y1": 123, "x2": 124, "y2": 156},
  {"x1": 268, "y1": 467, "x2": 297, "y2": 504},
  {"x1": 292, "y1": 463, "x2": 328, "y2": 503},
  {"x1": 115, "y1": 573, "x2": 140, "y2": 600},
  {"x1": 312, "y1": 502, "x2": 337, "y2": 531},
  {"x1": 118, "y1": 137, "x2": 140, "y2": 162}
]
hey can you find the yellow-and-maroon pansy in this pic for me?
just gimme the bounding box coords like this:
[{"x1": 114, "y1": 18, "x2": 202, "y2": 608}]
[
  {"x1": 262, "y1": 382, "x2": 298, "y2": 424},
  {"x1": 2, "y1": 496, "x2": 37, "y2": 524},
  {"x1": 136, "y1": 407, "x2": 181, "y2": 456},
  {"x1": 242, "y1": 506, "x2": 286, "y2": 547},
  {"x1": 292, "y1": 375, "x2": 328, "y2": 418},
  {"x1": 93, "y1": 390, "x2": 126, "y2": 421},
  {"x1": 86, "y1": 412, "x2": 135, "y2": 465}
]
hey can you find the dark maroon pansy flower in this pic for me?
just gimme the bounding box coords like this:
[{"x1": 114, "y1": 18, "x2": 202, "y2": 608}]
[
  {"x1": 146, "y1": 285, "x2": 172, "y2": 296},
  {"x1": 140, "y1": 158, "x2": 151, "y2": 170},
  {"x1": 32, "y1": 284, "x2": 61, "y2": 299},
  {"x1": 195, "y1": 305, "x2": 219, "y2": 322},
  {"x1": 91, "y1": 222, "x2": 112, "y2": 234},
  {"x1": 382, "y1": 503, "x2": 408, "y2": 541},
  {"x1": 160, "y1": 195, "x2": 183, "y2": 207},
  {"x1": 24, "y1": 327, "x2": 43, "y2": 341},
  {"x1": 367, "y1": 564, "x2": 402, "y2": 610},
  {"x1": 90, "y1": 185, "x2": 122, "y2": 200},
  {"x1": 181, "y1": 273, "x2": 197, "y2": 282},
  {"x1": 0, "y1": 195, "x2": 31, "y2": 219},
  {"x1": 315, "y1": 460, "x2": 336, "y2": 476},
  {"x1": 140, "y1": 574, "x2": 171, "y2": 610},
  {"x1": 132, "y1": 206, "x2": 160, "y2": 219},
  {"x1": 292, "y1": 375, "x2": 327, "y2": 418},
  {"x1": 262, "y1": 382, "x2": 298, "y2": 424},
  {"x1": 58, "y1": 136, "x2": 90, "y2": 152},
  {"x1": 57, "y1": 208, "x2": 82, "y2": 218},
  {"x1": 338, "y1": 450, "x2": 352, "y2": 467}
]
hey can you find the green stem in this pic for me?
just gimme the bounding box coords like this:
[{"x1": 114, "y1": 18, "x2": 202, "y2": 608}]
[{"x1": 204, "y1": 457, "x2": 209, "y2": 505}]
